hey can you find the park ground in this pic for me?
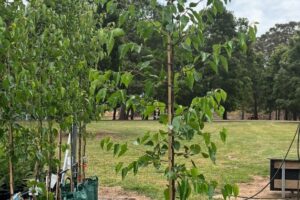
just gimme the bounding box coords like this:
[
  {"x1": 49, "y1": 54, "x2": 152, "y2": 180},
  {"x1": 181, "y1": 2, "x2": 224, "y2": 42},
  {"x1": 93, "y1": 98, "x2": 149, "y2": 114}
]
[{"x1": 84, "y1": 121, "x2": 299, "y2": 199}]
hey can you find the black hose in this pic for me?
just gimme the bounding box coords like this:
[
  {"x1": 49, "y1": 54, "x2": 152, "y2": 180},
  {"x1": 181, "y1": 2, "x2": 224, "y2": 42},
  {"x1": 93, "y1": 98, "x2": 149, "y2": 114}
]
[{"x1": 239, "y1": 123, "x2": 300, "y2": 200}]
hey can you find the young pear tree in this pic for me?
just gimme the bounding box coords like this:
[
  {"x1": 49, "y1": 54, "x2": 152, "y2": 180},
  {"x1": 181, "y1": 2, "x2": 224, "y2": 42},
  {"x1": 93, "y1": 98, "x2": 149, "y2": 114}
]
[{"x1": 101, "y1": 0, "x2": 256, "y2": 199}]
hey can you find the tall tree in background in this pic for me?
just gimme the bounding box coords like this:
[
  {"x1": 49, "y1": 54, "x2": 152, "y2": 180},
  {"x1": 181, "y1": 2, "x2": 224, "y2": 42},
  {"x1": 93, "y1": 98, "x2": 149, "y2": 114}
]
[
  {"x1": 272, "y1": 32, "x2": 300, "y2": 120},
  {"x1": 255, "y1": 21, "x2": 300, "y2": 59}
]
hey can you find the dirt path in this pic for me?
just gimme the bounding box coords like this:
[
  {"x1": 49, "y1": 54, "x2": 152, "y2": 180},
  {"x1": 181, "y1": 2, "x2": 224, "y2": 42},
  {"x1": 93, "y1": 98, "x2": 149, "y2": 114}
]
[
  {"x1": 99, "y1": 176, "x2": 300, "y2": 200},
  {"x1": 237, "y1": 176, "x2": 299, "y2": 200},
  {"x1": 99, "y1": 186, "x2": 151, "y2": 200}
]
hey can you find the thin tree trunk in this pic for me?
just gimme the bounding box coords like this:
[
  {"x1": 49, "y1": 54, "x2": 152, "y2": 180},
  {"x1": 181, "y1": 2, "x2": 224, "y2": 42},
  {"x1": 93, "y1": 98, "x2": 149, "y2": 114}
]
[
  {"x1": 253, "y1": 94, "x2": 258, "y2": 120},
  {"x1": 82, "y1": 125, "x2": 86, "y2": 180},
  {"x1": 118, "y1": 104, "x2": 127, "y2": 120},
  {"x1": 126, "y1": 109, "x2": 130, "y2": 120},
  {"x1": 167, "y1": 30, "x2": 175, "y2": 200},
  {"x1": 56, "y1": 129, "x2": 62, "y2": 200},
  {"x1": 113, "y1": 107, "x2": 117, "y2": 120},
  {"x1": 284, "y1": 110, "x2": 288, "y2": 120},
  {"x1": 278, "y1": 110, "x2": 281, "y2": 120},
  {"x1": 47, "y1": 121, "x2": 53, "y2": 199},
  {"x1": 268, "y1": 111, "x2": 272, "y2": 120},
  {"x1": 241, "y1": 107, "x2": 245, "y2": 120},
  {"x1": 130, "y1": 108, "x2": 134, "y2": 120},
  {"x1": 293, "y1": 112, "x2": 297, "y2": 121},
  {"x1": 78, "y1": 123, "x2": 82, "y2": 183},
  {"x1": 223, "y1": 110, "x2": 228, "y2": 120},
  {"x1": 8, "y1": 122, "x2": 14, "y2": 200}
]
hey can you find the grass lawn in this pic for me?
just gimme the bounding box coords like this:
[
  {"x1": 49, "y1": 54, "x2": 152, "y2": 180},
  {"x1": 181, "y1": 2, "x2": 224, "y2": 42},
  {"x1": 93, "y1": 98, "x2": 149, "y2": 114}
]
[{"x1": 84, "y1": 121, "x2": 299, "y2": 199}]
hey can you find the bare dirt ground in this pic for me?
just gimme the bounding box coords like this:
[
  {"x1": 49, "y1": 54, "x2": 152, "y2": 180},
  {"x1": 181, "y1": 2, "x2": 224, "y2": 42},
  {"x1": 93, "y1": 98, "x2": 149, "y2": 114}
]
[
  {"x1": 99, "y1": 186, "x2": 151, "y2": 200},
  {"x1": 237, "y1": 176, "x2": 299, "y2": 200},
  {"x1": 99, "y1": 176, "x2": 300, "y2": 200}
]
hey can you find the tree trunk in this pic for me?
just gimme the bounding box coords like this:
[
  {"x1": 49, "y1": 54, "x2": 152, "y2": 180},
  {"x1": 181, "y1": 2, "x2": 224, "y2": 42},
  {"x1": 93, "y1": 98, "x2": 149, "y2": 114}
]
[
  {"x1": 284, "y1": 110, "x2": 288, "y2": 120},
  {"x1": 223, "y1": 110, "x2": 228, "y2": 120},
  {"x1": 268, "y1": 111, "x2": 272, "y2": 120},
  {"x1": 293, "y1": 112, "x2": 297, "y2": 121},
  {"x1": 8, "y1": 122, "x2": 14, "y2": 200},
  {"x1": 47, "y1": 121, "x2": 53, "y2": 199},
  {"x1": 118, "y1": 104, "x2": 127, "y2": 120},
  {"x1": 278, "y1": 110, "x2": 281, "y2": 120},
  {"x1": 253, "y1": 94, "x2": 258, "y2": 120},
  {"x1": 126, "y1": 107, "x2": 131, "y2": 120},
  {"x1": 241, "y1": 108, "x2": 245, "y2": 120},
  {"x1": 82, "y1": 125, "x2": 86, "y2": 180},
  {"x1": 130, "y1": 108, "x2": 134, "y2": 120},
  {"x1": 113, "y1": 107, "x2": 117, "y2": 120},
  {"x1": 167, "y1": 31, "x2": 175, "y2": 200},
  {"x1": 78, "y1": 123, "x2": 82, "y2": 183},
  {"x1": 56, "y1": 129, "x2": 62, "y2": 200}
]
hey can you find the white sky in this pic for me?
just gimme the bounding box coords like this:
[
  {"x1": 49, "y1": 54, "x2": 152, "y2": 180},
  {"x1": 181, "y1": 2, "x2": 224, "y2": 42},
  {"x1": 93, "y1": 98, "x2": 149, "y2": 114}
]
[
  {"x1": 227, "y1": 0, "x2": 300, "y2": 35},
  {"x1": 158, "y1": 0, "x2": 300, "y2": 36}
]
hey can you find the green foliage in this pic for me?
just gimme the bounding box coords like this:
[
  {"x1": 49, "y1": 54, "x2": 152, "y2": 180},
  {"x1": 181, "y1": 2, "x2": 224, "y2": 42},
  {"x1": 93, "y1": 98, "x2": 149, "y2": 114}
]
[{"x1": 0, "y1": 0, "x2": 135, "y2": 196}]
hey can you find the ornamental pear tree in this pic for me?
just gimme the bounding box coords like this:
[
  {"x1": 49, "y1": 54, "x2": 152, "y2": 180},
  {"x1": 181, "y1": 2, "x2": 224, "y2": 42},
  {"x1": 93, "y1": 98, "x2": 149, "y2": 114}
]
[{"x1": 100, "y1": 0, "x2": 256, "y2": 199}]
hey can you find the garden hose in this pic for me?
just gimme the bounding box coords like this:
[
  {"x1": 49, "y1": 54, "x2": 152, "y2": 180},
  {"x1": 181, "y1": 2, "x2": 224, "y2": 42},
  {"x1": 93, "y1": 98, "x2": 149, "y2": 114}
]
[{"x1": 238, "y1": 123, "x2": 300, "y2": 200}]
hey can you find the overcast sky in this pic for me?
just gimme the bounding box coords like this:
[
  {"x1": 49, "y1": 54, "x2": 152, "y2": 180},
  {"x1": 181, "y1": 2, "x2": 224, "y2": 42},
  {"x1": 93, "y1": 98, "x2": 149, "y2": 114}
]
[
  {"x1": 226, "y1": 0, "x2": 300, "y2": 35},
  {"x1": 158, "y1": 0, "x2": 300, "y2": 36}
]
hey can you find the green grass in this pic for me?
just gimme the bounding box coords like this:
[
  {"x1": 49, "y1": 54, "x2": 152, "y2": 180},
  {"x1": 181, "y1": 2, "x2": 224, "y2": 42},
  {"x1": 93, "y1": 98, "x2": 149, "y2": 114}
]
[{"x1": 85, "y1": 121, "x2": 299, "y2": 199}]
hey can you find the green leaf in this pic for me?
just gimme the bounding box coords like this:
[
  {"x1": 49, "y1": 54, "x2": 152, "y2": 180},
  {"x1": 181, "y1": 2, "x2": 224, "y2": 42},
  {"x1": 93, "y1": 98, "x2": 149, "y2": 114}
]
[
  {"x1": 220, "y1": 128, "x2": 227, "y2": 143},
  {"x1": 186, "y1": 71, "x2": 195, "y2": 90},
  {"x1": 201, "y1": 52, "x2": 210, "y2": 62},
  {"x1": 173, "y1": 140, "x2": 181, "y2": 151},
  {"x1": 96, "y1": 88, "x2": 107, "y2": 103},
  {"x1": 164, "y1": 188, "x2": 170, "y2": 200},
  {"x1": 118, "y1": 143, "x2": 128, "y2": 157},
  {"x1": 178, "y1": 178, "x2": 191, "y2": 200},
  {"x1": 213, "y1": 44, "x2": 221, "y2": 56},
  {"x1": 144, "y1": 80, "x2": 154, "y2": 97},
  {"x1": 189, "y1": 2, "x2": 198, "y2": 7},
  {"x1": 248, "y1": 26, "x2": 257, "y2": 42},
  {"x1": 220, "y1": 89, "x2": 227, "y2": 101},
  {"x1": 190, "y1": 144, "x2": 201, "y2": 154},
  {"x1": 115, "y1": 162, "x2": 123, "y2": 174},
  {"x1": 180, "y1": 15, "x2": 190, "y2": 30},
  {"x1": 121, "y1": 167, "x2": 128, "y2": 180},
  {"x1": 159, "y1": 114, "x2": 168, "y2": 125},
  {"x1": 113, "y1": 144, "x2": 120, "y2": 156},
  {"x1": 220, "y1": 55, "x2": 228, "y2": 72},
  {"x1": 177, "y1": 3, "x2": 184, "y2": 12},
  {"x1": 182, "y1": 42, "x2": 192, "y2": 52},
  {"x1": 133, "y1": 161, "x2": 139, "y2": 175},
  {"x1": 203, "y1": 132, "x2": 211, "y2": 145},
  {"x1": 166, "y1": 23, "x2": 175, "y2": 32},
  {"x1": 121, "y1": 72, "x2": 133, "y2": 88},
  {"x1": 106, "y1": 142, "x2": 113, "y2": 151},
  {"x1": 191, "y1": 167, "x2": 200, "y2": 177},
  {"x1": 209, "y1": 61, "x2": 218, "y2": 73},
  {"x1": 118, "y1": 12, "x2": 128, "y2": 27},
  {"x1": 112, "y1": 28, "x2": 125, "y2": 37},
  {"x1": 107, "y1": 35, "x2": 115, "y2": 55}
]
